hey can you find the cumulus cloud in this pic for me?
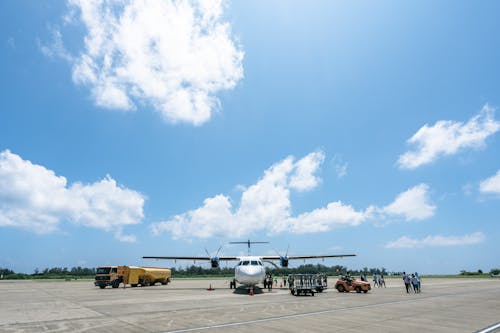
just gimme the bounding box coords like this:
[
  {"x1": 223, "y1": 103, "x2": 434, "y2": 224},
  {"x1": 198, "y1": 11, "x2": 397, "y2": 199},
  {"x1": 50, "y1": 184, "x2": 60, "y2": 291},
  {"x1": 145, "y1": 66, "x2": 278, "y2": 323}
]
[
  {"x1": 380, "y1": 184, "x2": 436, "y2": 221},
  {"x1": 0, "y1": 150, "x2": 144, "y2": 241},
  {"x1": 152, "y1": 151, "x2": 433, "y2": 240},
  {"x1": 385, "y1": 232, "x2": 485, "y2": 249},
  {"x1": 398, "y1": 105, "x2": 500, "y2": 169},
  {"x1": 151, "y1": 151, "x2": 371, "y2": 239},
  {"x1": 47, "y1": 0, "x2": 244, "y2": 125},
  {"x1": 287, "y1": 201, "x2": 367, "y2": 233},
  {"x1": 479, "y1": 169, "x2": 500, "y2": 195}
]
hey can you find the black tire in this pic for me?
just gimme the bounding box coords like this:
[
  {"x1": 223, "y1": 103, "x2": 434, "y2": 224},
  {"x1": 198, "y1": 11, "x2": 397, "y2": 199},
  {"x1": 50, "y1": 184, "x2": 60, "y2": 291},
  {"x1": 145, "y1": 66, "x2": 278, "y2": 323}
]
[
  {"x1": 355, "y1": 286, "x2": 361, "y2": 293},
  {"x1": 131, "y1": 284, "x2": 138, "y2": 287},
  {"x1": 99, "y1": 285, "x2": 106, "y2": 289},
  {"x1": 363, "y1": 290, "x2": 368, "y2": 293},
  {"x1": 112, "y1": 281, "x2": 120, "y2": 288},
  {"x1": 337, "y1": 284, "x2": 345, "y2": 293},
  {"x1": 142, "y1": 278, "x2": 150, "y2": 287}
]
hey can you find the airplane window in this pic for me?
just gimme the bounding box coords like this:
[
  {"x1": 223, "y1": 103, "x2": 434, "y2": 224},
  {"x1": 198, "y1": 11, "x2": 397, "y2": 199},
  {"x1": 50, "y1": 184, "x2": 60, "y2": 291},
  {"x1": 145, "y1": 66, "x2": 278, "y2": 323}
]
[
  {"x1": 251, "y1": 261, "x2": 258, "y2": 265},
  {"x1": 242, "y1": 261, "x2": 250, "y2": 265},
  {"x1": 258, "y1": 261, "x2": 263, "y2": 266}
]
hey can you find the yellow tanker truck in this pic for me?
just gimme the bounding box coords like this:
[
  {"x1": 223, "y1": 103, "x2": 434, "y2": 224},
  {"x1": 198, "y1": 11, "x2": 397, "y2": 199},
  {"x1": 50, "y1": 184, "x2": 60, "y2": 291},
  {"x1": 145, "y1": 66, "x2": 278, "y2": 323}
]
[
  {"x1": 119, "y1": 266, "x2": 171, "y2": 287},
  {"x1": 94, "y1": 265, "x2": 171, "y2": 289}
]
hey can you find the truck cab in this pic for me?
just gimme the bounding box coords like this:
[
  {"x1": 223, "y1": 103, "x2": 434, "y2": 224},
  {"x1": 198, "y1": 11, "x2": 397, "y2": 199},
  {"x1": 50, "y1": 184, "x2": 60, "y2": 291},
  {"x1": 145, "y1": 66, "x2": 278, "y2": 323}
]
[{"x1": 94, "y1": 266, "x2": 122, "y2": 289}]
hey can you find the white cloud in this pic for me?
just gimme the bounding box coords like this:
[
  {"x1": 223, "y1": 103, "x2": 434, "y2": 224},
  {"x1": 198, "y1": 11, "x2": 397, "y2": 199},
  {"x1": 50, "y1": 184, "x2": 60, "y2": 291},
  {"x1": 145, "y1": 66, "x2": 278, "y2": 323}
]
[
  {"x1": 287, "y1": 201, "x2": 367, "y2": 233},
  {"x1": 50, "y1": 0, "x2": 243, "y2": 125},
  {"x1": 479, "y1": 169, "x2": 500, "y2": 195},
  {"x1": 152, "y1": 151, "x2": 369, "y2": 239},
  {"x1": 0, "y1": 150, "x2": 144, "y2": 241},
  {"x1": 330, "y1": 155, "x2": 348, "y2": 179},
  {"x1": 385, "y1": 232, "x2": 485, "y2": 249},
  {"x1": 289, "y1": 151, "x2": 325, "y2": 191},
  {"x1": 398, "y1": 105, "x2": 500, "y2": 169},
  {"x1": 381, "y1": 184, "x2": 436, "y2": 221},
  {"x1": 152, "y1": 152, "x2": 439, "y2": 240},
  {"x1": 39, "y1": 28, "x2": 73, "y2": 62},
  {"x1": 151, "y1": 151, "x2": 372, "y2": 239}
]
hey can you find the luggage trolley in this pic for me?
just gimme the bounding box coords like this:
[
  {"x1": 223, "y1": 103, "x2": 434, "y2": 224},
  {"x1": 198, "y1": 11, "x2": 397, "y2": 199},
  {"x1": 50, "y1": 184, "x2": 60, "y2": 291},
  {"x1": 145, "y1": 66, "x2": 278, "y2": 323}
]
[{"x1": 288, "y1": 274, "x2": 317, "y2": 296}]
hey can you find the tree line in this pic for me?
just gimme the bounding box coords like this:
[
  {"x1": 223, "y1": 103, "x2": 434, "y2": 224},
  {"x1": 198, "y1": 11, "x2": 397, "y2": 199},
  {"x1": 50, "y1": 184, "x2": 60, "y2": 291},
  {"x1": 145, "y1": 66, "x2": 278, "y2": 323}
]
[
  {"x1": 0, "y1": 266, "x2": 96, "y2": 279},
  {"x1": 1, "y1": 265, "x2": 499, "y2": 279},
  {"x1": 0, "y1": 265, "x2": 394, "y2": 279}
]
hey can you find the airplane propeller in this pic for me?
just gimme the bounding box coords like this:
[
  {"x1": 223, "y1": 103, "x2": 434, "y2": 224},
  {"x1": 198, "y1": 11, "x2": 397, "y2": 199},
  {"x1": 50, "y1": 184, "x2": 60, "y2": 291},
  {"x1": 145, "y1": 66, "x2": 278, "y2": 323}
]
[
  {"x1": 274, "y1": 244, "x2": 290, "y2": 267},
  {"x1": 205, "y1": 245, "x2": 223, "y2": 268}
]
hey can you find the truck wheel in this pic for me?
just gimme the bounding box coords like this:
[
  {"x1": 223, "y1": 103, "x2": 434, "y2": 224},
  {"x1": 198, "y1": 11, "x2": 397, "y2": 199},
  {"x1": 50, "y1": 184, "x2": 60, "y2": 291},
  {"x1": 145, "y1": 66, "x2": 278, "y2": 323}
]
[
  {"x1": 363, "y1": 290, "x2": 368, "y2": 293},
  {"x1": 291, "y1": 289, "x2": 295, "y2": 295},
  {"x1": 142, "y1": 278, "x2": 150, "y2": 287},
  {"x1": 131, "y1": 284, "x2": 138, "y2": 287},
  {"x1": 337, "y1": 285, "x2": 345, "y2": 293},
  {"x1": 112, "y1": 281, "x2": 120, "y2": 288},
  {"x1": 355, "y1": 286, "x2": 361, "y2": 293},
  {"x1": 99, "y1": 285, "x2": 106, "y2": 289}
]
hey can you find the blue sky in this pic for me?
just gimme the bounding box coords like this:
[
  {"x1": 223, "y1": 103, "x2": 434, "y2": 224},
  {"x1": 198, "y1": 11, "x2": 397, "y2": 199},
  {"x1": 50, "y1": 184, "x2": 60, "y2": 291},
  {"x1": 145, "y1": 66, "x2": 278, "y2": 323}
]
[{"x1": 1, "y1": 0, "x2": 499, "y2": 274}]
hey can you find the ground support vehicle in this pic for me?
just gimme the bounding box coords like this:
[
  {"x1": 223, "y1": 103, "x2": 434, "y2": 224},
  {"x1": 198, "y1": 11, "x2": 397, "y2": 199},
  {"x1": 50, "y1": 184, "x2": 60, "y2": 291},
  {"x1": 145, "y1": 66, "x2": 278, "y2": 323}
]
[
  {"x1": 95, "y1": 266, "x2": 171, "y2": 288},
  {"x1": 314, "y1": 274, "x2": 328, "y2": 292},
  {"x1": 94, "y1": 266, "x2": 121, "y2": 289},
  {"x1": 288, "y1": 274, "x2": 318, "y2": 296},
  {"x1": 334, "y1": 276, "x2": 371, "y2": 293},
  {"x1": 119, "y1": 266, "x2": 171, "y2": 287}
]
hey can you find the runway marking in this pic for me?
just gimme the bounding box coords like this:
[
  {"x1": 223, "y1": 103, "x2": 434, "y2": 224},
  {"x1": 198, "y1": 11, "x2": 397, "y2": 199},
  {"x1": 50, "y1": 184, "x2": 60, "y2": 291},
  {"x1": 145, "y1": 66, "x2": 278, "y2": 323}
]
[
  {"x1": 476, "y1": 322, "x2": 500, "y2": 333},
  {"x1": 161, "y1": 290, "x2": 491, "y2": 333}
]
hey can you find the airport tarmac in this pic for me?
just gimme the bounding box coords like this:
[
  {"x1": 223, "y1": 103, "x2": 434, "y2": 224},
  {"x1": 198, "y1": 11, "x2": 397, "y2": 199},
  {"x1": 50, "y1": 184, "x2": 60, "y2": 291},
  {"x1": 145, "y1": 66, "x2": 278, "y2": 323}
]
[{"x1": 0, "y1": 277, "x2": 499, "y2": 333}]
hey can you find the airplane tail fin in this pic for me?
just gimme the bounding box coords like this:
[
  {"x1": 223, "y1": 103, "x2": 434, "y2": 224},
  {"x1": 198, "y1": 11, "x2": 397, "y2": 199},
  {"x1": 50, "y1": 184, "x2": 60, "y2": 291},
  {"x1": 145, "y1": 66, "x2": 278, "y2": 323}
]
[{"x1": 229, "y1": 240, "x2": 269, "y2": 255}]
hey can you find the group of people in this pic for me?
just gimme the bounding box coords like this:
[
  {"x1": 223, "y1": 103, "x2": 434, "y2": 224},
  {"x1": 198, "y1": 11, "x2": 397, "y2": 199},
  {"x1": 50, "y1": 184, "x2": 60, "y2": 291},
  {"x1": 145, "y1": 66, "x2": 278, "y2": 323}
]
[
  {"x1": 359, "y1": 273, "x2": 385, "y2": 287},
  {"x1": 263, "y1": 274, "x2": 278, "y2": 290},
  {"x1": 403, "y1": 272, "x2": 421, "y2": 293}
]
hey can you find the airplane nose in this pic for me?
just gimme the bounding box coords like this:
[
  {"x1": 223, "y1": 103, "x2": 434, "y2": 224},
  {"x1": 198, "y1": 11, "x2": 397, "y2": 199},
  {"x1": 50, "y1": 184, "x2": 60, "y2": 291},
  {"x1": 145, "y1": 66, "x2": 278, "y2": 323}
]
[{"x1": 245, "y1": 267, "x2": 264, "y2": 277}]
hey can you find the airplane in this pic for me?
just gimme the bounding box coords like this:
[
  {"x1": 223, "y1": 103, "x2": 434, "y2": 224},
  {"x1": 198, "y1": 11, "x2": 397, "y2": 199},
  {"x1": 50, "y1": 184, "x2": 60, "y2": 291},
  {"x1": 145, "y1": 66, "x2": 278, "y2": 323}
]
[{"x1": 143, "y1": 240, "x2": 356, "y2": 292}]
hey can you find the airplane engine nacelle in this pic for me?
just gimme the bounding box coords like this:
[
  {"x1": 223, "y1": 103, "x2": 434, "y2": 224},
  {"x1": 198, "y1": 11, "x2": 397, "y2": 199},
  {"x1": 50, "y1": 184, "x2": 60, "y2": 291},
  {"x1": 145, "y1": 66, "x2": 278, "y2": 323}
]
[
  {"x1": 280, "y1": 257, "x2": 289, "y2": 267},
  {"x1": 210, "y1": 257, "x2": 220, "y2": 268}
]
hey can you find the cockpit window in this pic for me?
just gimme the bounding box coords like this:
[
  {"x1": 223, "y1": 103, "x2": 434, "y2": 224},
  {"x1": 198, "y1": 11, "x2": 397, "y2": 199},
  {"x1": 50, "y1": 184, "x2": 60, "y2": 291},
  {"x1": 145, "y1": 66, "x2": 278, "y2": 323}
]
[
  {"x1": 242, "y1": 261, "x2": 250, "y2": 265},
  {"x1": 258, "y1": 261, "x2": 263, "y2": 266},
  {"x1": 251, "y1": 261, "x2": 258, "y2": 265}
]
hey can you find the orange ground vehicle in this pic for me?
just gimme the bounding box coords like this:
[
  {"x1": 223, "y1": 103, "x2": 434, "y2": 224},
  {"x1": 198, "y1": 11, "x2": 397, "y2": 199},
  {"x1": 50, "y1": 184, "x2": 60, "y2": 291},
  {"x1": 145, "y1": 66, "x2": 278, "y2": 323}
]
[{"x1": 335, "y1": 276, "x2": 371, "y2": 293}]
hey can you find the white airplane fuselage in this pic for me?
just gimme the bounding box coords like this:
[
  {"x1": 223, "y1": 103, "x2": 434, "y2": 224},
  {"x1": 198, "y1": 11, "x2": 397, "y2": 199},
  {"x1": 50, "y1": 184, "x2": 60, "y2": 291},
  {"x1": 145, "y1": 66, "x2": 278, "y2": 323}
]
[{"x1": 234, "y1": 256, "x2": 266, "y2": 287}]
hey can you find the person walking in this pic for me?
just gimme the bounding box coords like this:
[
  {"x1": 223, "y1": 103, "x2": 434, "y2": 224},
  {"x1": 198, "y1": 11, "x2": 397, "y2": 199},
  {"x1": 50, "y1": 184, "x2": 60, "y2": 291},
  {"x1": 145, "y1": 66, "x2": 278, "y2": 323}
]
[
  {"x1": 403, "y1": 272, "x2": 411, "y2": 293},
  {"x1": 411, "y1": 274, "x2": 419, "y2": 293},
  {"x1": 379, "y1": 275, "x2": 386, "y2": 287},
  {"x1": 415, "y1": 272, "x2": 421, "y2": 292},
  {"x1": 373, "y1": 274, "x2": 379, "y2": 288}
]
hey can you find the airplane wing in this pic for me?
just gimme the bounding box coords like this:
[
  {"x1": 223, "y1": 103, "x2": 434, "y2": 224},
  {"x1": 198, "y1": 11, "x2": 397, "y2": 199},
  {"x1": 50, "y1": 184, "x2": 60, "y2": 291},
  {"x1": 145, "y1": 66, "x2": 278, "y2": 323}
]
[
  {"x1": 261, "y1": 254, "x2": 356, "y2": 260},
  {"x1": 142, "y1": 256, "x2": 239, "y2": 261}
]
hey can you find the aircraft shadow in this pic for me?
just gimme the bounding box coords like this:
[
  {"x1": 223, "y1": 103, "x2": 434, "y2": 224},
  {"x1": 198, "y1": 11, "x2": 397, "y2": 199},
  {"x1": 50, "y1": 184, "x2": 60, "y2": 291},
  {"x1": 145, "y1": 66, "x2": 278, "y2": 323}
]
[{"x1": 233, "y1": 286, "x2": 265, "y2": 295}]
